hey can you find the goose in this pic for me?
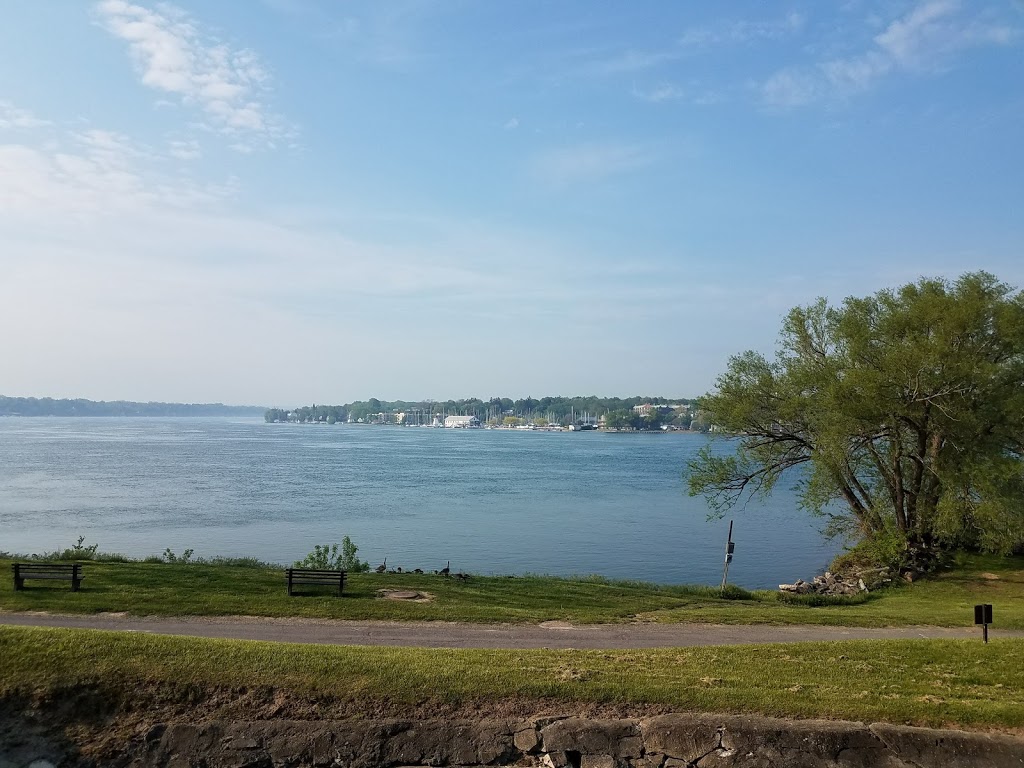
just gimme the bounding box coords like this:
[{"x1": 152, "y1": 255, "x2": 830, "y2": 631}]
[
  {"x1": 439, "y1": 561, "x2": 450, "y2": 577},
  {"x1": 454, "y1": 572, "x2": 469, "y2": 582},
  {"x1": 413, "y1": 568, "x2": 424, "y2": 574},
  {"x1": 375, "y1": 558, "x2": 387, "y2": 574}
]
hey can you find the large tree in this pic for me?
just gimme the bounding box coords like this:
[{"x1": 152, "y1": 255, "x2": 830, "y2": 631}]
[{"x1": 688, "y1": 273, "x2": 1024, "y2": 563}]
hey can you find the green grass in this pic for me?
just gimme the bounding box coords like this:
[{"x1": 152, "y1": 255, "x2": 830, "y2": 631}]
[
  {"x1": 1, "y1": 625, "x2": 1021, "y2": 729},
  {"x1": 1, "y1": 553, "x2": 1021, "y2": 628}
]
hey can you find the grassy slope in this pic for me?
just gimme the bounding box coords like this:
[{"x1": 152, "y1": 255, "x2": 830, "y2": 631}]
[
  {"x1": 1, "y1": 554, "x2": 1021, "y2": 628},
  {"x1": 1, "y1": 625, "x2": 1021, "y2": 729}
]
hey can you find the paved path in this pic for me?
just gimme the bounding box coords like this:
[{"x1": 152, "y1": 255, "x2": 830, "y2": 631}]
[{"x1": 1, "y1": 612, "x2": 1018, "y2": 648}]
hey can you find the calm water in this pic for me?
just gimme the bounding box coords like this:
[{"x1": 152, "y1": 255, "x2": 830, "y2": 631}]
[{"x1": 0, "y1": 418, "x2": 840, "y2": 588}]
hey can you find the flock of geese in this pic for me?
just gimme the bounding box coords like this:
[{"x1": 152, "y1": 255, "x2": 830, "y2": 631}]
[{"x1": 374, "y1": 558, "x2": 470, "y2": 581}]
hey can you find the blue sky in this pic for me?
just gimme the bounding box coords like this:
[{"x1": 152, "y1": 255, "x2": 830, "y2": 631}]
[{"x1": 1, "y1": 0, "x2": 1021, "y2": 405}]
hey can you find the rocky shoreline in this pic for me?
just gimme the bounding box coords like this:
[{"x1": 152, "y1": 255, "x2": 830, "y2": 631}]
[{"x1": 5, "y1": 711, "x2": 1024, "y2": 767}]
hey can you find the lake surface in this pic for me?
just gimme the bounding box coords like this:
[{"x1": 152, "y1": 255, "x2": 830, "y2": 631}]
[{"x1": 0, "y1": 418, "x2": 841, "y2": 588}]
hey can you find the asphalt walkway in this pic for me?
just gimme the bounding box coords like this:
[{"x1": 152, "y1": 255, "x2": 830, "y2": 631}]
[{"x1": 1, "y1": 612, "x2": 1017, "y2": 648}]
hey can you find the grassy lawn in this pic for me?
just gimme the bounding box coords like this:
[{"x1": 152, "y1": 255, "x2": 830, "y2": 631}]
[
  {"x1": 1, "y1": 625, "x2": 1021, "y2": 729},
  {"x1": 1, "y1": 553, "x2": 1021, "y2": 628}
]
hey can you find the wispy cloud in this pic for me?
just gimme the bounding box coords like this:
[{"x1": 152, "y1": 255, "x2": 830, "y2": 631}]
[
  {"x1": 532, "y1": 142, "x2": 653, "y2": 186},
  {"x1": 168, "y1": 138, "x2": 201, "y2": 160},
  {"x1": 503, "y1": 117, "x2": 520, "y2": 131},
  {"x1": 0, "y1": 121, "x2": 233, "y2": 216},
  {"x1": 680, "y1": 12, "x2": 805, "y2": 48},
  {"x1": 581, "y1": 49, "x2": 680, "y2": 76},
  {"x1": 95, "y1": 0, "x2": 295, "y2": 150},
  {"x1": 0, "y1": 101, "x2": 51, "y2": 130},
  {"x1": 761, "y1": 69, "x2": 820, "y2": 107},
  {"x1": 762, "y1": 0, "x2": 1018, "y2": 105},
  {"x1": 631, "y1": 82, "x2": 684, "y2": 103}
]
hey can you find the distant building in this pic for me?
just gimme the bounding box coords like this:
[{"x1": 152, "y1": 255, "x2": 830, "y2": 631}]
[
  {"x1": 632, "y1": 403, "x2": 655, "y2": 415},
  {"x1": 444, "y1": 415, "x2": 480, "y2": 428}
]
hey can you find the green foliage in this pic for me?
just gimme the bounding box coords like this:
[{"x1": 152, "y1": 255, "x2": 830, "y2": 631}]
[
  {"x1": 294, "y1": 536, "x2": 370, "y2": 572},
  {"x1": 776, "y1": 591, "x2": 873, "y2": 607},
  {"x1": 162, "y1": 548, "x2": 194, "y2": 564},
  {"x1": 39, "y1": 536, "x2": 130, "y2": 562},
  {"x1": 718, "y1": 583, "x2": 756, "y2": 600},
  {"x1": 831, "y1": 530, "x2": 910, "y2": 573},
  {"x1": 688, "y1": 272, "x2": 1024, "y2": 562},
  {"x1": 62, "y1": 536, "x2": 97, "y2": 560}
]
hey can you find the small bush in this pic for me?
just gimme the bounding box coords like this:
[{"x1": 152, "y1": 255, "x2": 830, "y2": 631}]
[
  {"x1": 162, "y1": 548, "x2": 194, "y2": 564},
  {"x1": 719, "y1": 583, "x2": 756, "y2": 600},
  {"x1": 294, "y1": 536, "x2": 369, "y2": 572},
  {"x1": 200, "y1": 556, "x2": 278, "y2": 569},
  {"x1": 777, "y1": 591, "x2": 872, "y2": 607}
]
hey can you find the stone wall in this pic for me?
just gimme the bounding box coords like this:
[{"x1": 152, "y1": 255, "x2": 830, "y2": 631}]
[{"x1": 110, "y1": 714, "x2": 1024, "y2": 768}]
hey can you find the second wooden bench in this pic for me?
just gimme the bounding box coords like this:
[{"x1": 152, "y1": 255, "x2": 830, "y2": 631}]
[{"x1": 286, "y1": 568, "x2": 346, "y2": 596}]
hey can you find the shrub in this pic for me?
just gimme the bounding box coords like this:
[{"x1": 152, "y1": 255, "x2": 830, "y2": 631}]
[
  {"x1": 777, "y1": 591, "x2": 872, "y2": 607},
  {"x1": 162, "y1": 548, "x2": 194, "y2": 564},
  {"x1": 294, "y1": 536, "x2": 369, "y2": 572}
]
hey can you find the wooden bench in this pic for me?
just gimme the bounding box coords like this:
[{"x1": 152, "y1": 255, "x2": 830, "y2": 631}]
[
  {"x1": 13, "y1": 563, "x2": 83, "y2": 592},
  {"x1": 286, "y1": 568, "x2": 346, "y2": 597}
]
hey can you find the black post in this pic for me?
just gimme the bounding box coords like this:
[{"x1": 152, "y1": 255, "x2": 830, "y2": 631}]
[
  {"x1": 721, "y1": 520, "x2": 734, "y2": 591},
  {"x1": 974, "y1": 604, "x2": 993, "y2": 643}
]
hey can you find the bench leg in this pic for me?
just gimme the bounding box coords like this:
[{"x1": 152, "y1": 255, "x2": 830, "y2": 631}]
[
  {"x1": 14, "y1": 578, "x2": 24, "y2": 591},
  {"x1": 72, "y1": 579, "x2": 81, "y2": 592}
]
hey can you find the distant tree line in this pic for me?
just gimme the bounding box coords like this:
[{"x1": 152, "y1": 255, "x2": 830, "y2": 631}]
[
  {"x1": 0, "y1": 396, "x2": 265, "y2": 417},
  {"x1": 266, "y1": 395, "x2": 701, "y2": 428}
]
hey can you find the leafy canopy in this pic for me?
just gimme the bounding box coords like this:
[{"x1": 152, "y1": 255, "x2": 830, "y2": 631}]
[{"x1": 688, "y1": 272, "x2": 1024, "y2": 557}]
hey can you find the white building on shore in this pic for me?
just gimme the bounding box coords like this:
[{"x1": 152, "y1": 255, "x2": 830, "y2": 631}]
[{"x1": 444, "y1": 415, "x2": 480, "y2": 428}]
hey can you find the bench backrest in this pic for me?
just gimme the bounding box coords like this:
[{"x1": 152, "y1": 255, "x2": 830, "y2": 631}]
[
  {"x1": 287, "y1": 568, "x2": 345, "y2": 576},
  {"x1": 13, "y1": 563, "x2": 81, "y2": 572}
]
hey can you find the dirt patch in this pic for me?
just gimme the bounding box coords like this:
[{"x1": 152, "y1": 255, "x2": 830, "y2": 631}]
[
  {"x1": 539, "y1": 621, "x2": 574, "y2": 630},
  {"x1": 980, "y1": 572, "x2": 1001, "y2": 580},
  {"x1": 376, "y1": 589, "x2": 434, "y2": 603}
]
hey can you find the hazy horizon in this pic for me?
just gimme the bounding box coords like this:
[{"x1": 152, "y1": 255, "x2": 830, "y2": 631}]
[
  {"x1": 0, "y1": 391, "x2": 696, "y2": 409},
  {"x1": 3, "y1": 1, "x2": 1021, "y2": 404}
]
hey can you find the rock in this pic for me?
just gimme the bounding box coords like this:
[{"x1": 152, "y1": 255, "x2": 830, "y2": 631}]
[
  {"x1": 540, "y1": 718, "x2": 642, "y2": 758},
  {"x1": 542, "y1": 751, "x2": 572, "y2": 768},
  {"x1": 92, "y1": 715, "x2": 1024, "y2": 767},
  {"x1": 870, "y1": 722, "x2": 1024, "y2": 768},
  {"x1": 514, "y1": 725, "x2": 541, "y2": 753}
]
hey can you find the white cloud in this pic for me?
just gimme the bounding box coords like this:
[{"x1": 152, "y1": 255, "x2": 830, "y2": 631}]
[
  {"x1": 0, "y1": 123, "x2": 231, "y2": 217},
  {"x1": 761, "y1": 69, "x2": 820, "y2": 107},
  {"x1": 762, "y1": 0, "x2": 1018, "y2": 105},
  {"x1": 680, "y1": 12, "x2": 805, "y2": 48},
  {"x1": 632, "y1": 82, "x2": 684, "y2": 103},
  {"x1": 503, "y1": 117, "x2": 520, "y2": 130},
  {"x1": 532, "y1": 142, "x2": 653, "y2": 186},
  {"x1": 0, "y1": 101, "x2": 51, "y2": 130},
  {"x1": 582, "y1": 49, "x2": 680, "y2": 76},
  {"x1": 95, "y1": 0, "x2": 295, "y2": 150},
  {"x1": 168, "y1": 138, "x2": 202, "y2": 160}
]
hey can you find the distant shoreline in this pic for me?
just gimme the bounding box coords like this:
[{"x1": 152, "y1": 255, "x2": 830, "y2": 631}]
[{"x1": 0, "y1": 396, "x2": 265, "y2": 418}]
